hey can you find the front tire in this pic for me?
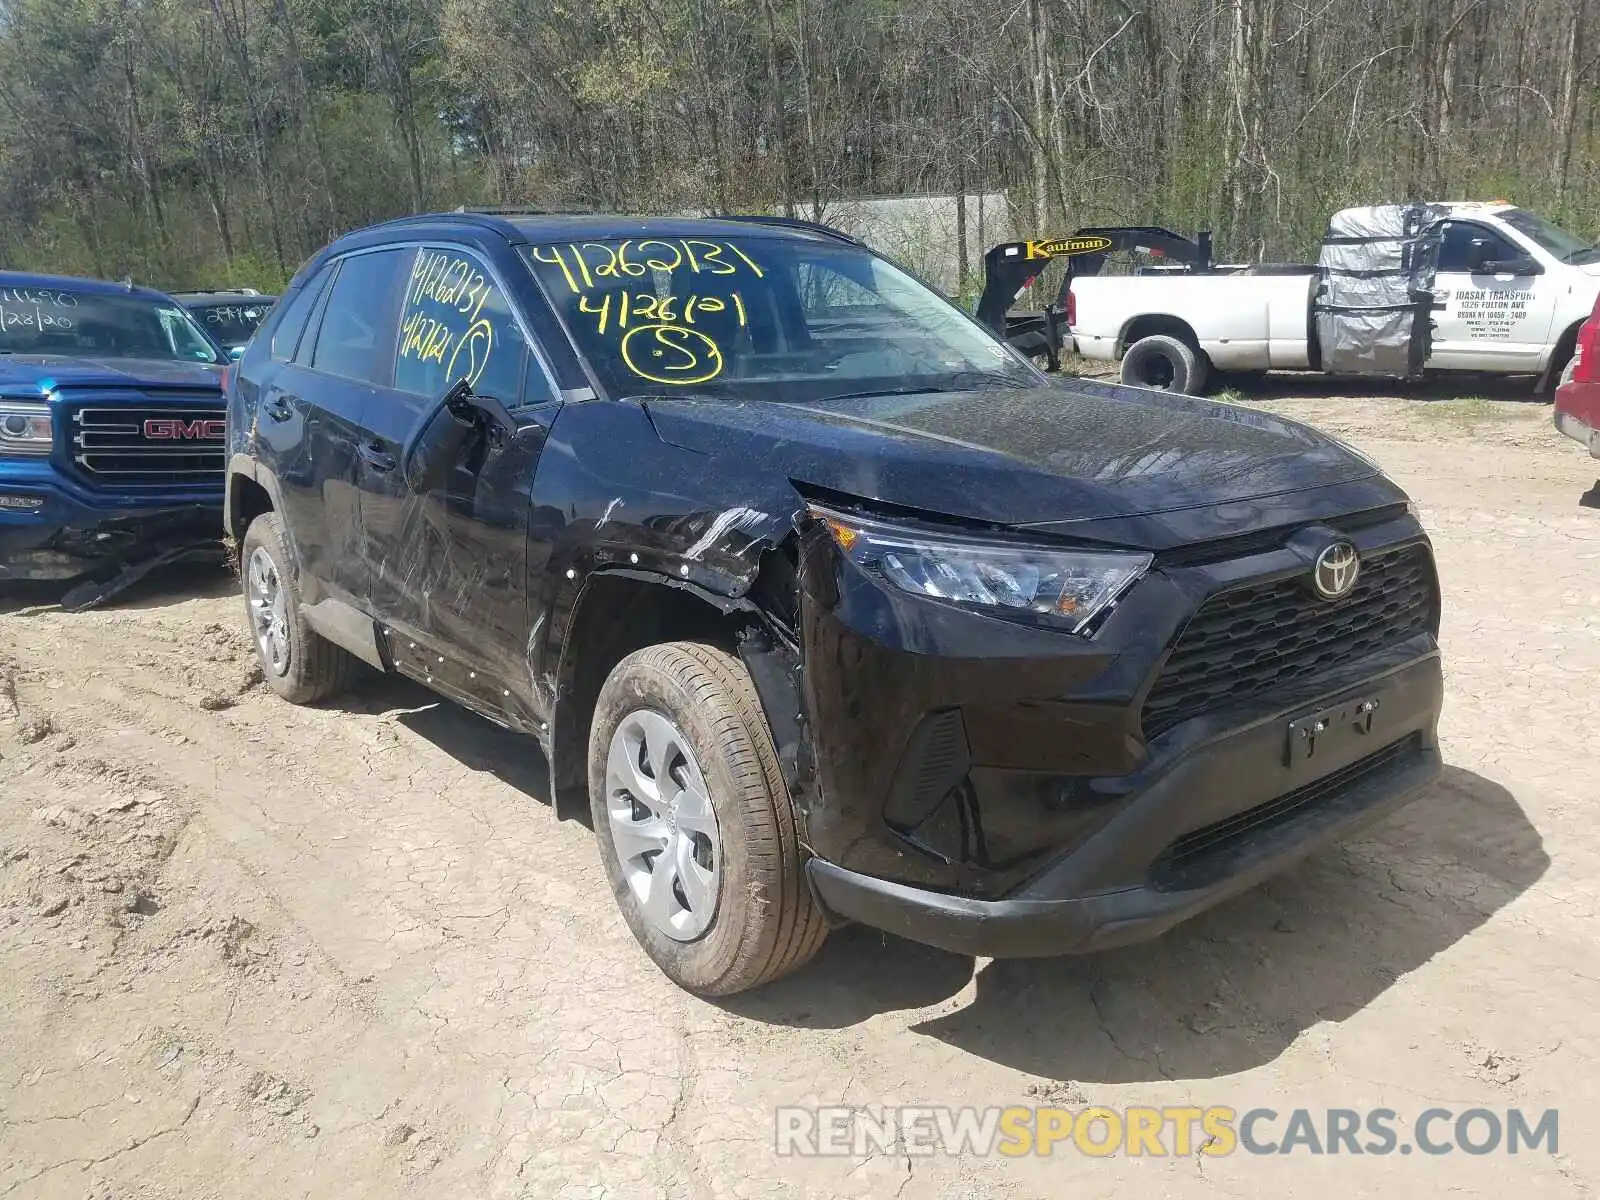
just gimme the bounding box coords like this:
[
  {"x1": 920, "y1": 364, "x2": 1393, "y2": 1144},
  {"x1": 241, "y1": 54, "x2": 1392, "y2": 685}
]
[
  {"x1": 240, "y1": 512, "x2": 360, "y2": 704},
  {"x1": 1121, "y1": 333, "x2": 1209, "y2": 394},
  {"x1": 588, "y1": 641, "x2": 827, "y2": 996}
]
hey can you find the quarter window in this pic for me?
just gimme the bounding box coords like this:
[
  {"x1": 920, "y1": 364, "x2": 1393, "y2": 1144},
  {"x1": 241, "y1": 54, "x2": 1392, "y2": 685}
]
[
  {"x1": 270, "y1": 266, "x2": 332, "y2": 361},
  {"x1": 393, "y1": 248, "x2": 527, "y2": 405},
  {"x1": 309, "y1": 249, "x2": 411, "y2": 385}
]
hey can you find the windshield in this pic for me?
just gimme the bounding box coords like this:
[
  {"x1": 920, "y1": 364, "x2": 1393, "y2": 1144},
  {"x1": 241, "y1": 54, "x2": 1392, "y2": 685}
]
[
  {"x1": 1498, "y1": 208, "x2": 1600, "y2": 263},
  {"x1": 523, "y1": 235, "x2": 1039, "y2": 402},
  {"x1": 0, "y1": 286, "x2": 225, "y2": 363},
  {"x1": 188, "y1": 298, "x2": 273, "y2": 347}
]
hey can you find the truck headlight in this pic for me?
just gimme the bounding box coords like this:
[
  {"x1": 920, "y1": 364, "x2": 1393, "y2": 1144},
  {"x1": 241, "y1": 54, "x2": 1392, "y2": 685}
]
[
  {"x1": 812, "y1": 506, "x2": 1152, "y2": 634},
  {"x1": 0, "y1": 401, "x2": 52, "y2": 456}
]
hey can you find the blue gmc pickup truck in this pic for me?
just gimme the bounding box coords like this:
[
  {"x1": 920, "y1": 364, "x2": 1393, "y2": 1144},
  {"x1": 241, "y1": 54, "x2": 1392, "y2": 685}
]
[{"x1": 0, "y1": 272, "x2": 230, "y2": 592}]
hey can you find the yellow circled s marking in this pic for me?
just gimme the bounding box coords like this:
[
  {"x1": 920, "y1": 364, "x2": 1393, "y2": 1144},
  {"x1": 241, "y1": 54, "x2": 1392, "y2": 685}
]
[
  {"x1": 620, "y1": 323, "x2": 723, "y2": 385},
  {"x1": 446, "y1": 317, "x2": 495, "y2": 389}
]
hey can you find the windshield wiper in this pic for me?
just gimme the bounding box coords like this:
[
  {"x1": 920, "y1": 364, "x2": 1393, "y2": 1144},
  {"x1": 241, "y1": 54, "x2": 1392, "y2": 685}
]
[
  {"x1": 819, "y1": 386, "x2": 953, "y2": 402},
  {"x1": 822, "y1": 374, "x2": 1035, "y2": 404}
]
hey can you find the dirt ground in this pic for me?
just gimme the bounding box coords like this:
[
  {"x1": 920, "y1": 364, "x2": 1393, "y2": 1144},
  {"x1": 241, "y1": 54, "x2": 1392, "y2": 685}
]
[{"x1": 2, "y1": 381, "x2": 1598, "y2": 1199}]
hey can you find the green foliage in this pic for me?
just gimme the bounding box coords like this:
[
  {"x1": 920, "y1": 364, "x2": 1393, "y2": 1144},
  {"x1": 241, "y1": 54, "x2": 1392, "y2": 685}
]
[{"x1": 4, "y1": 0, "x2": 1600, "y2": 292}]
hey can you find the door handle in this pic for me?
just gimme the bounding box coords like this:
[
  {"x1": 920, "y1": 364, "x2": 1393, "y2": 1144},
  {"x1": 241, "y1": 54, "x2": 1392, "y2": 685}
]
[
  {"x1": 359, "y1": 442, "x2": 397, "y2": 473},
  {"x1": 263, "y1": 396, "x2": 293, "y2": 422}
]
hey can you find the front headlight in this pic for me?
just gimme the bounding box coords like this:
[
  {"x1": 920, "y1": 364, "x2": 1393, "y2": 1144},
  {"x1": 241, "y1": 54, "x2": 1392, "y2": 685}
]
[
  {"x1": 812, "y1": 506, "x2": 1152, "y2": 634},
  {"x1": 0, "y1": 401, "x2": 52, "y2": 457}
]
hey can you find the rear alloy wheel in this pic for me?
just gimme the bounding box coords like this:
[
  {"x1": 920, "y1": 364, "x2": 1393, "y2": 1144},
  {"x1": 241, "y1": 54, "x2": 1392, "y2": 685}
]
[
  {"x1": 239, "y1": 512, "x2": 361, "y2": 705},
  {"x1": 1121, "y1": 333, "x2": 1209, "y2": 395},
  {"x1": 588, "y1": 642, "x2": 828, "y2": 995}
]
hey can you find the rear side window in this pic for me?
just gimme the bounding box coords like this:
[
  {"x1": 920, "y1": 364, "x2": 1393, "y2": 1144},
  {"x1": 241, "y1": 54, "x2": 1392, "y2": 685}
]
[
  {"x1": 271, "y1": 267, "x2": 332, "y2": 361},
  {"x1": 393, "y1": 248, "x2": 528, "y2": 405},
  {"x1": 1438, "y1": 222, "x2": 1519, "y2": 273},
  {"x1": 309, "y1": 249, "x2": 411, "y2": 384}
]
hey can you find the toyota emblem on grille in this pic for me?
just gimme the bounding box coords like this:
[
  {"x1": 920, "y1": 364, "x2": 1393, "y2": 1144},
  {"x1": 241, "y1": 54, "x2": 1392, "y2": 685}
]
[{"x1": 1311, "y1": 541, "x2": 1360, "y2": 601}]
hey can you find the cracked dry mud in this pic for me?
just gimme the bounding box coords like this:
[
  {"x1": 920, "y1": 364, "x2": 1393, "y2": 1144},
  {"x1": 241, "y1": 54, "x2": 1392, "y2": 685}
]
[{"x1": 2, "y1": 386, "x2": 1597, "y2": 1198}]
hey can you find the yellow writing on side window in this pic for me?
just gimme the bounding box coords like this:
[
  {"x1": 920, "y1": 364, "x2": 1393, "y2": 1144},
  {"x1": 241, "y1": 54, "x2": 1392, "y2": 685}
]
[
  {"x1": 398, "y1": 250, "x2": 500, "y2": 388},
  {"x1": 406, "y1": 250, "x2": 494, "y2": 322}
]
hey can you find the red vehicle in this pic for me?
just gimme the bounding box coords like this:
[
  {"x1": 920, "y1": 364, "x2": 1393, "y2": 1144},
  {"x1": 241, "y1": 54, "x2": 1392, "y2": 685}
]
[{"x1": 1556, "y1": 293, "x2": 1600, "y2": 457}]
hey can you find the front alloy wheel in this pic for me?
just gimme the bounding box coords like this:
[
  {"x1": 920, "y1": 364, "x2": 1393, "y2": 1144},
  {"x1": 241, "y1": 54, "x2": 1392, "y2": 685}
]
[{"x1": 587, "y1": 641, "x2": 828, "y2": 995}]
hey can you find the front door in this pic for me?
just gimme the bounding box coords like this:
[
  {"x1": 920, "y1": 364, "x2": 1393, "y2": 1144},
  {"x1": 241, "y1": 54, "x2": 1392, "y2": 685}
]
[
  {"x1": 1429, "y1": 220, "x2": 1557, "y2": 371},
  {"x1": 357, "y1": 245, "x2": 555, "y2": 686}
]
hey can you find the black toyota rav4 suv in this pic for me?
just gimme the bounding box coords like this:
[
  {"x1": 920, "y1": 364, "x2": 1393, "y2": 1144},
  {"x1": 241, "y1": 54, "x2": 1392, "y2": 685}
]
[{"x1": 226, "y1": 211, "x2": 1443, "y2": 995}]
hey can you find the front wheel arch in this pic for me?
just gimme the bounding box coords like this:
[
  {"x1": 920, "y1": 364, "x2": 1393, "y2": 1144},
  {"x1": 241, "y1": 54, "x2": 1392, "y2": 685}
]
[
  {"x1": 1538, "y1": 319, "x2": 1585, "y2": 394},
  {"x1": 546, "y1": 571, "x2": 755, "y2": 819}
]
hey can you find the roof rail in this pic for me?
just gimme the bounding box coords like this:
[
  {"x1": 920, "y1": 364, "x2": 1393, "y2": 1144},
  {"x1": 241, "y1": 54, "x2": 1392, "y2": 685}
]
[
  {"x1": 714, "y1": 214, "x2": 861, "y2": 244},
  {"x1": 451, "y1": 205, "x2": 598, "y2": 216}
]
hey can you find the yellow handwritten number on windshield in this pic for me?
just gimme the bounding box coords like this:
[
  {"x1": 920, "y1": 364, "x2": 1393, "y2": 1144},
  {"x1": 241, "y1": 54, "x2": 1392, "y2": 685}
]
[{"x1": 620, "y1": 324, "x2": 723, "y2": 385}]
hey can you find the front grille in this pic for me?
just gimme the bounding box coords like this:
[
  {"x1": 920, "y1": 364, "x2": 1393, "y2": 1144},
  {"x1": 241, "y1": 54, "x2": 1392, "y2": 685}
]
[
  {"x1": 1151, "y1": 733, "x2": 1422, "y2": 889},
  {"x1": 69, "y1": 400, "x2": 226, "y2": 487},
  {"x1": 1141, "y1": 544, "x2": 1436, "y2": 738}
]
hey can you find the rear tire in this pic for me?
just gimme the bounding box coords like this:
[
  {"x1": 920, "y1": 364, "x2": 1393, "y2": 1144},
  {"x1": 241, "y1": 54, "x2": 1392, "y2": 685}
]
[
  {"x1": 240, "y1": 512, "x2": 361, "y2": 704},
  {"x1": 1121, "y1": 333, "x2": 1209, "y2": 395},
  {"x1": 588, "y1": 641, "x2": 827, "y2": 996}
]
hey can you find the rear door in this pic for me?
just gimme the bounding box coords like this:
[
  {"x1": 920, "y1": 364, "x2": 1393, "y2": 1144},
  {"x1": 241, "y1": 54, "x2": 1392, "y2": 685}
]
[
  {"x1": 248, "y1": 262, "x2": 361, "y2": 597},
  {"x1": 263, "y1": 248, "x2": 411, "y2": 603},
  {"x1": 1429, "y1": 220, "x2": 1558, "y2": 370}
]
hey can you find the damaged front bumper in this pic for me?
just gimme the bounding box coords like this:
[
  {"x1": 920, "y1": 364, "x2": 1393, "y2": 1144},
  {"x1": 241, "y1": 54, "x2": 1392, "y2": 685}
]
[
  {"x1": 805, "y1": 657, "x2": 1441, "y2": 957},
  {"x1": 0, "y1": 475, "x2": 222, "y2": 584},
  {"x1": 794, "y1": 507, "x2": 1444, "y2": 958}
]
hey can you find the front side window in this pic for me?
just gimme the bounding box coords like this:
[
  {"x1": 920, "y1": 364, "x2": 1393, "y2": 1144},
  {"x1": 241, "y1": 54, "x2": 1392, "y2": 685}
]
[
  {"x1": 309, "y1": 249, "x2": 411, "y2": 385},
  {"x1": 393, "y1": 248, "x2": 527, "y2": 405},
  {"x1": 523, "y1": 235, "x2": 1037, "y2": 403},
  {"x1": 0, "y1": 286, "x2": 225, "y2": 364},
  {"x1": 1497, "y1": 208, "x2": 1598, "y2": 263}
]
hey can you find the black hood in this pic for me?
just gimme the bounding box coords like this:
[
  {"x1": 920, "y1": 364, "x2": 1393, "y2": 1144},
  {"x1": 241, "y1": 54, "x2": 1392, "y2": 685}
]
[{"x1": 640, "y1": 378, "x2": 1379, "y2": 531}]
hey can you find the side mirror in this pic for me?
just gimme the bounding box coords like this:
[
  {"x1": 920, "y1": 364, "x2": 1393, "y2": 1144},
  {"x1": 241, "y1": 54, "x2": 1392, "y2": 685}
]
[
  {"x1": 1481, "y1": 254, "x2": 1543, "y2": 277},
  {"x1": 228, "y1": 346, "x2": 245, "y2": 361},
  {"x1": 402, "y1": 378, "x2": 516, "y2": 493}
]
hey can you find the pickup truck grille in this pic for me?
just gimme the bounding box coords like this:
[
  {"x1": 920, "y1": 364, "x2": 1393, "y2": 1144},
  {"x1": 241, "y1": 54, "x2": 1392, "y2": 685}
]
[
  {"x1": 69, "y1": 400, "x2": 226, "y2": 488},
  {"x1": 1141, "y1": 543, "x2": 1436, "y2": 739}
]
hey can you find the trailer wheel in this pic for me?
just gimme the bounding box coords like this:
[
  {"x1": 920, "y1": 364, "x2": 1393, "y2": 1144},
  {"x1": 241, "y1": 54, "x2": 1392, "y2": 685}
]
[{"x1": 1121, "y1": 334, "x2": 1209, "y2": 395}]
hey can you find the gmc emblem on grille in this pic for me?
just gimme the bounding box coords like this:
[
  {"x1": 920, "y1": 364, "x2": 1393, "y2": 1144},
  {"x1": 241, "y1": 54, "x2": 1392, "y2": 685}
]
[{"x1": 143, "y1": 417, "x2": 226, "y2": 441}]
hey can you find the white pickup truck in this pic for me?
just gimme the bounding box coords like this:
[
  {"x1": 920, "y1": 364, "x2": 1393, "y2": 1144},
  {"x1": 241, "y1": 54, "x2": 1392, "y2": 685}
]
[{"x1": 1066, "y1": 202, "x2": 1600, "y2": 395}]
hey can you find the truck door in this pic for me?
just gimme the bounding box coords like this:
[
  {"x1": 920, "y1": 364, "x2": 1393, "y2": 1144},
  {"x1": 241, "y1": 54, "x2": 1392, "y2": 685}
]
[{"x1": 1429, "y1": 220, "x2": 1557, "y2": 371}]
